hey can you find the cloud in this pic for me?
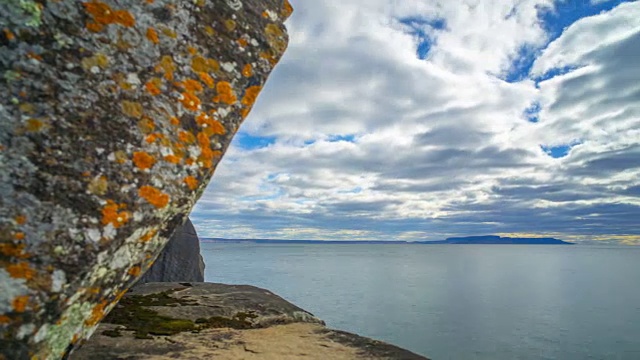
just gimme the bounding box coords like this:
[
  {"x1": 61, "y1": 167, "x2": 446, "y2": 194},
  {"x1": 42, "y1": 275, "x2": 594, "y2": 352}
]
[{"x1": 191, "y1": 0, "x2": 640, "y2": 243}]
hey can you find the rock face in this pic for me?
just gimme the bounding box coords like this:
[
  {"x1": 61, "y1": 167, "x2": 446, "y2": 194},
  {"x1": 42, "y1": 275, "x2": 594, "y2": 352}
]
[
  {"x1": 70, "y1": 282, "x2": 429, "y2": 360},
  {"x1": 0, "y1": 1, "x2": 291, "y2": 359},
  {"x1": 136, "y1": 218, "x2": 205, "y2": 284}
]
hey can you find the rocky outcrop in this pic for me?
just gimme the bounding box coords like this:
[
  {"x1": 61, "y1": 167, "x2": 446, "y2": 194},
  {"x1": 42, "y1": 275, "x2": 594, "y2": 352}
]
[
  {"x1": 136, "y1": 218, "x2": 205, "y2": 284},
  {"x1": 70, "y1": 283, "x2": 429, "y2": 360},
  {"x1": 0, "y1": 1, "x2": 291, "y2": 359}
]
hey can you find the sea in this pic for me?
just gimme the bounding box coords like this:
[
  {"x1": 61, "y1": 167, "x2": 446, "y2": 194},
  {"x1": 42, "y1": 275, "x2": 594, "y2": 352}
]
[{"x1": 201, "y1": 243, "x2": 640, "y2": 360}]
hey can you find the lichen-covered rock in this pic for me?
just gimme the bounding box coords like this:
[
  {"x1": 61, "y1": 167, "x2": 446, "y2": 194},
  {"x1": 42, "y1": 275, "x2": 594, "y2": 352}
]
[
  {"x1": 69, "y1": 283, "x2": 429, "y2": 360},
  {"x1": 135, "y1": 218, "x2": 205, "y2": 284},
  {"x1": 0, "y1": 1, "x2": 291, "y2": 359}
]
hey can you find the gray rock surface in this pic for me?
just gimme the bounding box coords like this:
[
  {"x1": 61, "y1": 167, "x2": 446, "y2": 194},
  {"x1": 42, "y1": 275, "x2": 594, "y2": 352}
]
[
  {"x1": 0, "y1": 1, "x2": 291, "y2": 358},
  {"x1": 136, "y1": 219, "x2": 205, "y2": 284},
  {"x1": 70, "y1": 282, "x2": 429, "y2": 360}
]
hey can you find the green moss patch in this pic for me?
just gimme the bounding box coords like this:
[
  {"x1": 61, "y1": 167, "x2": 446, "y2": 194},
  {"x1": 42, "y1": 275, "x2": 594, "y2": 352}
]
[{"x1": 101, "y1": 288, "x2": 259, "y2": 339}]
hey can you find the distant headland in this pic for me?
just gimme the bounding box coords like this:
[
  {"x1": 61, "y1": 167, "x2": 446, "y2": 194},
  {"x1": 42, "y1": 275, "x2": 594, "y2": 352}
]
[{"x1": 201, "y1": 235, "x2": 573, "y2": 245}]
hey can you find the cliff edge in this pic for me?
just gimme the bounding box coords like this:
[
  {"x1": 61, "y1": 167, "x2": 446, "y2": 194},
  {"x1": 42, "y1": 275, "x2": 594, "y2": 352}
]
[{"x1": 70, "y1": 282, "x2": 429, "y2": 360}]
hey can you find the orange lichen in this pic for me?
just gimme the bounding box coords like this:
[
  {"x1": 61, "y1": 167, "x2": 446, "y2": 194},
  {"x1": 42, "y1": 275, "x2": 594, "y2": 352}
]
[
  {"x1": 198, "y1": 72, "x2": 215, "y2": 88},
  {"x1": 196, "y1": 132, "x2": 222, "y2": 168},
  {"x1": 15, "y1": 215, "x2": 27, "y2": 225},
  {"x1": 183, "y1": 79, "x2": 203, "y2": 93},
  {"x1": 0, "y1": 243, "x2": 29, "y2": 258},
  {"x1": 185, "y1": 158, "x2": 195, "y2": 166},
  {"x1": 180, "y1": 92, "x2": 201, "y2": 111},
  {"x1": 12, "y1": 295, "x2": 29, "y2": 313},
  {"x1": 0, "y1": 315, "x2": 11, "y2": 324},
  {"x1": 187, "y1": 46, "x2": 198, "y2": 55},
  {"x1": 212, "y1": 81, "x2": 237, "y2": 105},
  {"x1": 184, "y1": 176, "x2": 198, "y2": 190},
  {"x1": 156, "y1": 55, "x2": 176, "y2": 80},
  {"x1": 145, "y1": 133, "x2": 164, "y2": 144},
  {"x1": 85, "y1": 300, "x2": 108, "y2": 326},
  {"x1": 237, "y1": 38, "x2": 248, "y2": 47},
  {"x1": 145, "y1": 82, "x2": 160, "y2": 96},
  {"x1": 242, "y1": 64, "x2": 253, "y2": 77},
  {"x1": 86, "y1": 22, "x2": 105, "y2": 33},
  {"x1": 7, "y1": 262, "x2": 36, "y2": 280},
  {"x1": 14, "y1": 232, "x2": 25, "y2": 241},
  {"x1": 242, "y1": 85, "x2": 262, "y2": 107},
  {"x1": 170, "y1": 116, "x2": 180, "y2": 126},
  {"x1": 196, "y1": 113, "x2": 226, "y2": 136},
  {"x1": 121, "y1": 101, "x2": 143, "y2": 118},
  {"x1": 101, "y1": 201, "x2": 130, "y2": 228},
  {"x1": 164, "y1": 155, "x2": 181, "y2": 164},
  {"x1": 25, "y1": 118, "x2": 45, "y2": 132},
  {"x1": 178, "y1": 130, "x2": 195, "y2": 144},
  {"x1": 82, "y1": 1, "x2": 135, "y2": 29},
  {"x1": 281, "y1": 0, "x2": 294, "y2": 19},
  {"x1": 127, "y1": 266, "x2": 141, "y2": 277},
  {"x1": 133, "y1": 151, "x2": 156, "y2": 170},
  {"x1": 139, "y1": 185, "x2": 170, "y2": 208},
  {"x1": 262, "y1": 11, "x2": 269, "y2": 18},
  {"x1": 3, "y1": 28, "x2": 15, "y2": 41},
  {"x1": 140, "y1": 229, "x2": 157, "y2": 243},
  {"x1": 146, "y1": 27, "x2": 159, "y2": 44},
  {"x1": 138, "y1": 117, "x2": 156, "y2": 134}
]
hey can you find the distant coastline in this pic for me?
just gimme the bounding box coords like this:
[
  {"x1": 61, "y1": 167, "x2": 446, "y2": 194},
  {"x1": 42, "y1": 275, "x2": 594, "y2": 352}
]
[{"x1": 201, "y1": 235, "x2": 573, "y2": 245}]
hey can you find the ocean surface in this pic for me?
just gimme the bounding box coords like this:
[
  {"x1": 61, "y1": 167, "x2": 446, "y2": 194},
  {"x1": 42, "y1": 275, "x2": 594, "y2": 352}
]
[{"x1": 201, "y1": 243, "x2": 640, "y2": 360}]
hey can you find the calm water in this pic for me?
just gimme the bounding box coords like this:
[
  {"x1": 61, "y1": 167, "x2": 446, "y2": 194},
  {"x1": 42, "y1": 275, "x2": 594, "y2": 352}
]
[{"x1": 201, "y1": 244, "x2": 640, "y2": 360}]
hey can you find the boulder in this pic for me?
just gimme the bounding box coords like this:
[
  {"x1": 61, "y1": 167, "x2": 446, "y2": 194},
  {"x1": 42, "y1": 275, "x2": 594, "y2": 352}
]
[
  {"x1": 70, "y1": 282, "x2": 429, "y2": 360},
  {"x1": 0, "y1": 1, "x2": 291, "y2": 359},
  {"x1": 136, "y1": 218, "x2": 205, "y2": 284}
]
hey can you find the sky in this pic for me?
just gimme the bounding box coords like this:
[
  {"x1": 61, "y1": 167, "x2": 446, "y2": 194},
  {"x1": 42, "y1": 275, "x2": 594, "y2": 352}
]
[{"x1": 191, "y1": 0, "x2": 640, "y2": 244}]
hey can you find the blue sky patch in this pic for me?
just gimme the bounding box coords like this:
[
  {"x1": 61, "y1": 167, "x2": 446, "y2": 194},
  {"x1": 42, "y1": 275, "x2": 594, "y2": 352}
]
[
  {"x1": 398, "y1": 16, "x2": 446, "y2": 59},
  {"x1": 503, "y1": 0, "x2": 632, "y2": 83},
  {"x1": 327, "y1": 134, "x2": 356, "y2": 143},
  {"x1": 233, "y1": 132, "x2": 276, "y2": 150},
  {"x1": 523, "y1": 102, "x2": 542, "y2": 123},
  {"x1": 541, "y1": 141, "x2": 583, "y2": 158}
]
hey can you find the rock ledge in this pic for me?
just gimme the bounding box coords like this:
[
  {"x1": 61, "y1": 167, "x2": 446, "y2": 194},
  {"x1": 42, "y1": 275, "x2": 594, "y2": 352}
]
[{"x1": 70, "y1": 282, "x2": 429, "y2": 360}]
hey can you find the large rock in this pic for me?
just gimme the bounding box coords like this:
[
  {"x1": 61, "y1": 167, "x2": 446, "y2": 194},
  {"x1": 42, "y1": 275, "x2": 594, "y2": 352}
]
[
  {"x1": 136, "y1": 218, "x2": 205, "y2": 284},
  {"x1": 0, "y1": 1, "x2": 291, "y2": 359},
  {"x1": 70, "y1": 282, "x2": 429, "y2": 360}
]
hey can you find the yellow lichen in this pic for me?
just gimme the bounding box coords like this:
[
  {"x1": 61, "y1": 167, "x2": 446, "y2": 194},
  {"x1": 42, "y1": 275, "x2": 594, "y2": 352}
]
[
  {"x1": 121, "y1": 101, "x2": 143, "y2": 118},
  {"x1": 138, "y1": 117, "x2": 156, "y2": 134},
  {"x1": 88, "y1": 175, "x2": 108, "y2": 195},
  {"x1": 161, "y1": 26, "x2": 177, "y2": 38},
  {"x1": 133, "y1": 151, "x2": 156, "y2": 170},
  {"x1": 191, "y1": 56, "x2": 220, "y2": 73},
  {"x1": 139, "y1": 185, "x2": 170, "y2": 208},
  {"x1": 156, "y1": 55, "x2": 176, "y2": 81}
]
